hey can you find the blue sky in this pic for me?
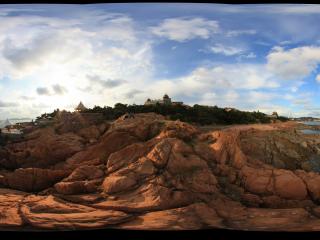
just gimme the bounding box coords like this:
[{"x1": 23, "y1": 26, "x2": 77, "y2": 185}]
[{"x1": 1, "y1": 4, "x2": 320, "y2": 119}]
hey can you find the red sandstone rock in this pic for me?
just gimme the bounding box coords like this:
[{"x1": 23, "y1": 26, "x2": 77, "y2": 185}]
[
  {"x1": 5, "y1": 168, "x2": 68, "y2": 192},
  {"x1": 106, "y1": 140, "x2": 157, "y2": 173},
  {"x1": 77, "y1": 125, "x2": 101, "y2": 141},
  {"x1": 56, "y1": 131, "x2": 138, "y2": 170},
  {"x1": 1, "y1": 114, "x2": 320, "y2": 231},
  {"x1": 102, "y1": 175, "x2": 137, "y2": 194},
  {"x1": 54, "y1": 165, "x2": 104, "y2": 195},
  {"x1": 295, "y1": 170, "x2": 320, "y2": 201},
  {"x1": 273, "y1": 169, "x2": 307, "y2": 200},
  {"x1": 119, "y1": 203, "x2": 223, "y2": 230},
  {"x1": 147, "y1": 138, "x2": 173, "y2": 167},
  {"x1": 94, "y1": 183, "x2": 194, "y2": 213},
  {"x1": 0, "y1": 189, "x2": 27, "y2": 227},
  {"x1": 54, "y1": 180, "x2": 102, "y2": 195},
  {"x1": 109, "y1": 113, "x2": 165, "y2": 141},
  {"x1": 63, "y1": 165, "x2": 104, "y2": 182},
  {"x1": 157, "y1": 120, "x2": 199, "y2": 141},
  {"x1": 240, "y1": 166, "x2": 274, "y2": 195},
  {"x1": 20, "y1": 195, "x2": 132, "y2": 230},
  {"x1": 241, "y1": 193, "x2": 263, "y2": 207},
  {"x1": 2, "y1": 129, "x2": 84, "y2": 169}
]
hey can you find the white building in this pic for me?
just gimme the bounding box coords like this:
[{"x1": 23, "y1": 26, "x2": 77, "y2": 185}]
[{"x1": 144, "y1": 94, "x2": 183, "y2": 106}]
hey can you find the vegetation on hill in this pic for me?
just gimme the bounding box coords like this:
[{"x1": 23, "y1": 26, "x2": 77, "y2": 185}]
[
  {"x1": 74, "y1": 103, "x2": 289, "y2": 125},
  {"x1": 0, "y1": 134, "x2": 8, "y2": 146}
]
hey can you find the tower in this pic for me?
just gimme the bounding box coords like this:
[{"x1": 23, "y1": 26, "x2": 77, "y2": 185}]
[
  {"x1": 163, "y1": 94, "x2": 171, "y2": 105},
  {"x1": 75, "y1": 101, "x2": 87, "y2": 112}
]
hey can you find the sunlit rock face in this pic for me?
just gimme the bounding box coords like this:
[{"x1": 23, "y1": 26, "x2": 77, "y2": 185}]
[{"x1": 2, "y1": 113, "x2": 320, "y2": 231}]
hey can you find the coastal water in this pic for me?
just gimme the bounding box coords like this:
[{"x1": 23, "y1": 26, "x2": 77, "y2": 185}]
[
  {"x1": 302, "y1": 121, "x2": 320, "y2": 126},
  {"x1": 301, "y1": 121, "x2": 320, "y2": 134},
  {"x1": 301, "y1": 129, "x2": 320, "y2": 134},
  {"x1": 9, "y1": 118, "x2": 33, "y2": 124}
]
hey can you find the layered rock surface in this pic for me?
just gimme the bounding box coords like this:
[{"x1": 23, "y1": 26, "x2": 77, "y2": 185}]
[{"x1": 1, "y1": 113, "x2": 320, "y2": 231}]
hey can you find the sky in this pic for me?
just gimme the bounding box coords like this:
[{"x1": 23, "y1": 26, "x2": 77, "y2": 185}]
[{"x1": 1, "y1": 3, "x2": 320, "y2": 119}]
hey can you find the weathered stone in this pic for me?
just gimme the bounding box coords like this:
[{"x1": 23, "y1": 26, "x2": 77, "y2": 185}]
[
  {"x1": 102, "y1": 175, "x2": 137, "y2": 194},
  {"x1": 5, "y1": 168, "x2": 68, "y2": 192},
  {"x1": 273, "y1": 169, "x2": 307, "y2": 200}
]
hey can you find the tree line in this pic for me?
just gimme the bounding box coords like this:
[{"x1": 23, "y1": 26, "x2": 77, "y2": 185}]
[{"x1": 77, "y1": 103, "x2": 288, "y2": 125}]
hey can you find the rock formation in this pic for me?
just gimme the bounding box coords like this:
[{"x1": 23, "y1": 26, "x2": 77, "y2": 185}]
[{"x1": 1, "y1": 113, "x2": 320, "y2": 231}]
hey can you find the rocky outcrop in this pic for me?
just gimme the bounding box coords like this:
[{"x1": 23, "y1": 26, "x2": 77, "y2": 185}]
[
  {"x1": 3, "y1": 168, "x2": 68, "y2": 192},
  {"x1": 20, "y1": 195, "x2": 132, "y2": 230},
  {"x1": 108, "y1": 113, "x2": 165, "y2": 141},
  {"x1": 0, "y1": 128, "x2": 84, "y2": 169},
  {"x1": 2, "y1": 113, "x2": 320, "y2": 231},
  {"x1": 239, "y1": 128, "x2": 317, "y2": 171},
  {"x1": 0, "y1": 188, "x2": 27, "y2": 228},
  {"x1": 119, "y1": 202, "x2": 223, "y2": 230},
  {"x1": 54, "y1": 165, "x2": 104, "y2": 195}
]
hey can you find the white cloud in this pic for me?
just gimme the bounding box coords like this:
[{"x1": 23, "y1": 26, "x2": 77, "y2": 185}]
[
  {"x1": 199, "y1": 90, "x2": 239, "y2": 106},
  {"x1": 1, "y1": 6, "x2": 319, "y2": 119},
  {"x1": 183, "y1": 64, "x2": 279, "y2": 91},
  {"x1": 245, "y1": 52, "x2": 256, "y2": 58},
  {"x1": 270, "y1": 5, "x2": 320, "y2": 14},
  {"x1": 266, "y1": 45, "x2": 320, "y2": 80},
  {"x1": 209, "y1": 4, "x2": 320, "y2": 15},
  {"x1": 142, "y1": 64, "x2": 280, "y2": 108},
  {"x1": 0, "y1": 100, "x2": 18, "y2": 107},
  {"x1": 293, "y1": 99, "x2": 310, "y2": 106},
  {"x1": 279, "y1": 40, "x2": 292, "y2": 45},
  {"x1": 210, "y1": 44, "x2": 244, "y2": 56},
  {"x1": 226, "y1": 29, "x2": 256, "y2": 37},
  {"x1": 139, "y1": 61, "x2": 306, "y2": 116},
  {"x1": 236, "y1": 52, "x2": 257, "y2": 62},
  {"x1": 197, "y1": 89, "x2": 293, "y2": 116},
  {"x1": 247, "y1": 91, "x2": 278, "y2": 102},
  {"x1": 150, "y1": 17, "x2": 219, "y2": 42},
  {"x1": 0, "y1": 10, "x2": 154, "y2": 118}
]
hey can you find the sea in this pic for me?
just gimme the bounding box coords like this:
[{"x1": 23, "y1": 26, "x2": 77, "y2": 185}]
[{"x1": 300, "y1": 121, "x2": 320, "y2": 134}]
